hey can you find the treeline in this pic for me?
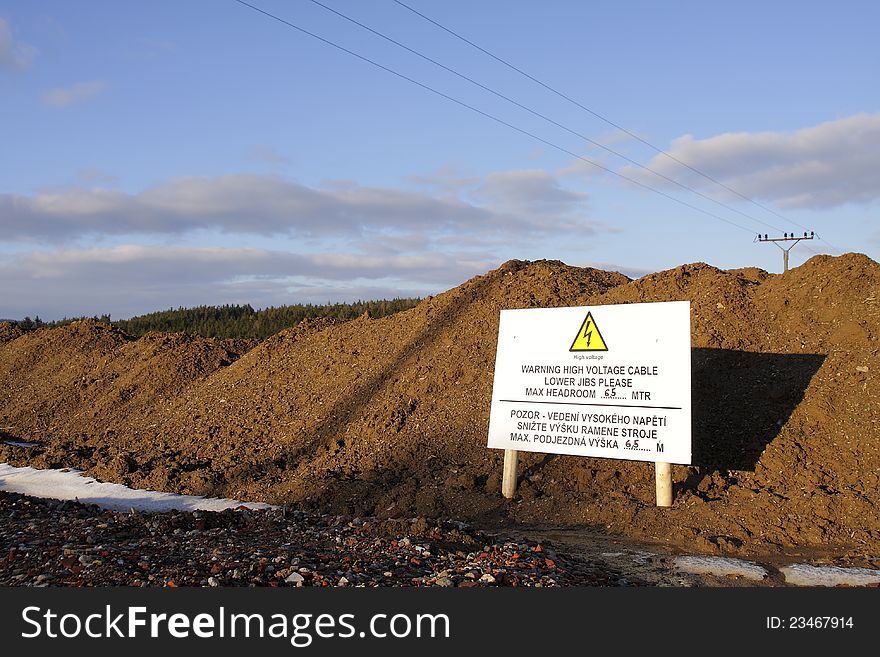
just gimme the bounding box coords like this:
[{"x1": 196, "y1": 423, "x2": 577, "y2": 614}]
[{"x1": 12, "y1": 298, "x2": 420, "y2": 340}]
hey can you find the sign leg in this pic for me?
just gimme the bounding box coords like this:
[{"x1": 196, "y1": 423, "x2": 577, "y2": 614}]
[
  {"x1": 502, "y1": 449, "x2": 519, "y2": 499},
  {"x1": 655, "y1": 462, "x2": 672, "y2": 507}
]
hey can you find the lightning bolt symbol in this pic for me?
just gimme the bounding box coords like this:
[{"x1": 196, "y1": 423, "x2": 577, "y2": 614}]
[{"x1": 583, "y1": 320, "x2": 592, "y2": 347}]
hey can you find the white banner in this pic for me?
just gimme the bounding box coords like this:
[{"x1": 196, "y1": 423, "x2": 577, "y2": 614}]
[{"x1": 487, "y1": 301, "x2": 691, "y2": 464}]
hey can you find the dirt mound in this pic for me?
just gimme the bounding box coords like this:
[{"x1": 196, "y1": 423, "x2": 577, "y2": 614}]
[
  {"x1": 0, "y1": 320, "x2": 131, "y2": 436},
  {"x1": 134, "y1": 260, "x2": 629, "y2": 500},
  {"x1": 596, "y1": 262, "x2": 760, "y2": 349},
  {"x1": 0, "y1": 321, "x2": 252, "y2": 478},
  {"x1": 1, "y1": 254, "x2": 879, "y2": 566},
  {"x1": 727, "y1": 266, "x2": 771, "y2": 284},
  {"x1": 0, "y1": 322, "x2": 23, "y2": 345},
  {"x1": 753, "y1": 253, "x2": 878, "y2": 352}
]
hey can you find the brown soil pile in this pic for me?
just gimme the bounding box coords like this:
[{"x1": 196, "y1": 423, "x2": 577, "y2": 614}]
[
  {"x1": 0, "y1": 322, "x2": 23, "y2": 345},
  {"x1": 1, "y1": 254, "x2": 878, "y2": 566}
]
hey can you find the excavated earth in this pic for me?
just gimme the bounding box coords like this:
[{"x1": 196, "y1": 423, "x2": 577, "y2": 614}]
[{"x1": 1, "y1": 254, "x2": 878, "y2": 572}]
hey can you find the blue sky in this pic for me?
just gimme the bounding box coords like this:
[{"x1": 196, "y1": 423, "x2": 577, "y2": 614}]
[{"x1": 2, "y1": 0, "x2": 878, "y2": 320}]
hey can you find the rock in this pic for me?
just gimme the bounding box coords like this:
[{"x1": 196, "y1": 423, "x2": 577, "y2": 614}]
[
  {"x1": 208, "y1": 576, "x2": 220, "y2": 587},
  {"x1": 434, "y1": 577, "x2": 454, "y2": 587},
  {"x1": 479, "y1": 573, "x2": 496, "y2": 583},
  {"x1": 285, "y1": 572, "x2": 305, "y2": 586}
]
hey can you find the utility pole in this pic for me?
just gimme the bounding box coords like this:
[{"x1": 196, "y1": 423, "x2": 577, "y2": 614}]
[{"x1": 756, "y1": 232, "x2": 815, "y2": 272}]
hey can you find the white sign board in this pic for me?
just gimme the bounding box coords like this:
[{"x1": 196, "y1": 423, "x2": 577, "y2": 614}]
[{"x1": 487, "y1": 301, "x2": 691, "y2": 464}]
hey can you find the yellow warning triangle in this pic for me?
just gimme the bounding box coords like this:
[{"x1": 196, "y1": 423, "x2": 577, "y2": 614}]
[{"x1": 569, "y1": 311, "x2": 608, "y2": 351}]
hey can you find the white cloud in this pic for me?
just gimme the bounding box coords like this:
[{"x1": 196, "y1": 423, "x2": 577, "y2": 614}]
[
  {"x1": 405, "y1": 167, "x2": 482, "y2": 197},
  {"x1": 0, "y1": 168, "x2": 612, "y2": 319},
  {"x1": 594, "y1": 128, "x2": 641, "y2": 148},
  {"x1": 43, "y1": 80, "x2": 107, "y2": 107},
  {"x1": 471, "y1": 169, "x2": 597, "y2": 237},
  {"x1": 556, "y1": 129, "x2": 643, "y2": 179},
  {"x1": 0, "y1": 171, "x2": 601, "y2": 243},
  {"x1": 14, "y1": 244, "x2": 478, "y2": 283},
  {"x1": 556, "y1": 156, "x2": 610, "y2": 179},
  {"x1": 247, "y1": 144, "x2": 290, "y2": 164},
  {"x1": 581, "y1": 261, "x2": 650, "y2": 279},
  {"x1": 0, "y1": 17, "x2": 36, "y2": 71},
  {"x1": 77, "y1": 168, "x2": 119, "y2": 185},
  {"x1": 624, "y1": 113, "x2": 880, "y2": 209},
  {"x1": 0, "y1": 245, "x2": 489, "y2": 320},
  {"x1": 471, "y1": 169, "x2": 588, "y2": 214},
  {"x1": 409, "y1": 168, "x2": 595, "y2": 234}
]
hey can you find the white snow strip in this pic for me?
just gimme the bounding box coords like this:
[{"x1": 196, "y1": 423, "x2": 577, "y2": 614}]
[
  {"x1": 674, "y1": 556, "x2": 768, "y2": 581},
  {"x1": 781, "y1": 564, "x2": 880, "y2": 587},
  {"x1": 0, "y1": 463, "x2": 274, "y2": 513},
  {"x1": 4, "y1": 440, "x2": 39, "y2": 448}
]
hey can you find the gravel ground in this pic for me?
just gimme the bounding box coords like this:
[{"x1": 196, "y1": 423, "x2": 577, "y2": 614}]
[{"x1": 0, "y1": 491, "x2": 637, "y2": 588}]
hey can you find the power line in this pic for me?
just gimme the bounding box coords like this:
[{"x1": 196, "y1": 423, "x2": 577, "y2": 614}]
[
  {"x1": 231, "y1": 0, "x2": 760, "y2": 236},
  {"x1": 306, "y1": 0, "x2": 786, "y2": 235},
  {"x1": 391, "y1": 0, "x2": 841, "y2": 256},
  {"x1": 235, "y1": 0, "x2": 754, "y2": 234}
]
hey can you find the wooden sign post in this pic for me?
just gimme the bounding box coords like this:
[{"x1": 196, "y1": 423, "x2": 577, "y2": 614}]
[
  {"x1": 501, "y1": 449, "x2": 674, "y2": 507},
  {"x1": 502, "y1": 449, "x2": 518, "y2": 499},
  {"x1": 655, "y1": 461, "x2": 672, "y2": 507},
  {"x1": 487, "y1": 302, "x2": 691, "y2": 508}
]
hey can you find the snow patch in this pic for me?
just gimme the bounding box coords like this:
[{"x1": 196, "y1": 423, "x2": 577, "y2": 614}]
[
  {"x1": 781, "y1": 564, "x2": 880, "y2": 587},
  {"x1": 0, "y1": 463, "x2": 274, "y2": 512},
  {"x1": 674, "y1": 556, "x2": 767, "y2": 581},
  {"x1": 3, "y1": 440, "x2": 39, "y2": 448}
]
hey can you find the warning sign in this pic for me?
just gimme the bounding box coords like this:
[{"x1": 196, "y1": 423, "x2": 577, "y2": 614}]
[
  {"x1": 569, "y1": 311, "x2": 608, "y2": 351},
  {"x1": 487, "y1": 301, "x2": 691, "y2": 464}
]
